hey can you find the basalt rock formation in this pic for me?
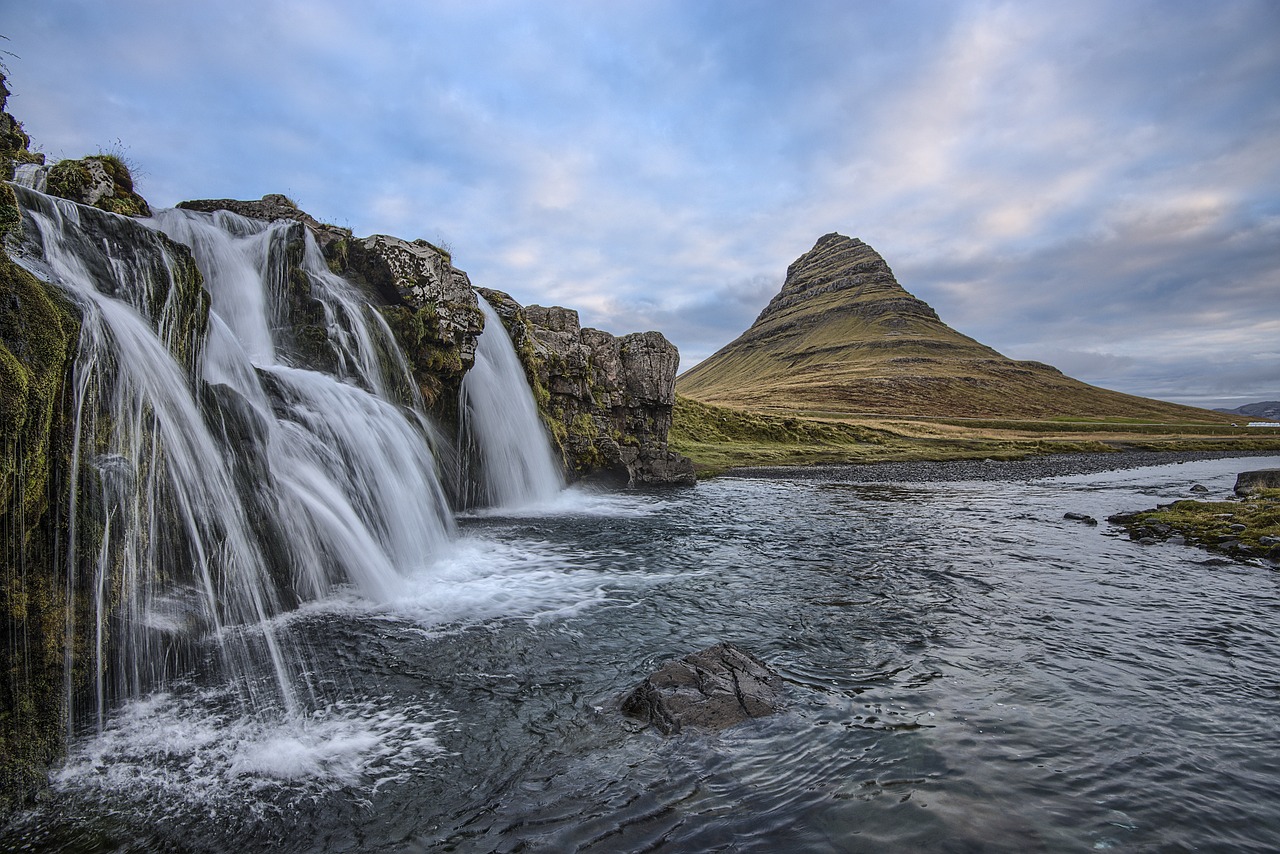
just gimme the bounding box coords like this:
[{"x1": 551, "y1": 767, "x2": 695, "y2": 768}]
[
  {"x1": 166, "y1": 199, "x2": 692, "y2": 484},
  {"x1": 477, "y1": 289, "x2": 694, "y2": 485},
  {"x1": 679, "y1": 233, "x2": 1231, "y2": 422}
]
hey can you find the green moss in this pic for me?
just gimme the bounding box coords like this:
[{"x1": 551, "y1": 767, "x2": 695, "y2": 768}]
[
  {"x1": 0, "y1": 183, "x2": 20, "y2": 240},
  {"x1": 45, "y1": 155, "x2": 152, "y2": 218},
  {"x1": 0, "y1": 254, "x2": 82, "y2": 814},
  {"x1": 1112, "y1": 494, "x2": 1280, "y2": 559},
  {"x1": 379, "y1": 304, "x2": 468, "y2": 415},
  {"x1": 45, "y1": 158, "x2": 91, "y2": 200},
  {"x1": 324, "y1": 236, "x2": 350, "y2": 275},
  {"x1": 151, "y1": 235, "x2": 211, "y2": 372}
]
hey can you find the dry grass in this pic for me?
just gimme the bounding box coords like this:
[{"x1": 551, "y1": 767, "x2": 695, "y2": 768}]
[{"x1": 669, "y1": 396, "x2": 1280, "y2": 477}]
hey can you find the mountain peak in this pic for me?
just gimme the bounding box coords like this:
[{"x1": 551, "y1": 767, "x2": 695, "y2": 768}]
[
  {"x1": 758, "y1": 234, "x2": 937, "y2": 330},
  {"x1": 678, "y1": 234, "x2": 1223, "y2": 421}
]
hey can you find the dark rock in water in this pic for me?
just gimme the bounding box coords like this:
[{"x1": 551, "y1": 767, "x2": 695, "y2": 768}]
[
  {"x1": 1235, "y1": 469, "x2": 1280, "y2": 496},
  {"x1": 1063, "y1": 512, "x2": 1098, "y2": 525},
  {"x1": 1190, "y1": 484, "x2": 1209, "y2": 493},
  {"x1": 621, "y1": 643, "x2": 782, "y2": 734}
]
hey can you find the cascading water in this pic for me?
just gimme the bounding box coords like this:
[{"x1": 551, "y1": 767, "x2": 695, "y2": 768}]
[
  {"x1": 459, "y1": 297, "x2": 565, "y2": 509},
  {"x1": 10, "y1": 186, "x2": 457, "y2": 734}
]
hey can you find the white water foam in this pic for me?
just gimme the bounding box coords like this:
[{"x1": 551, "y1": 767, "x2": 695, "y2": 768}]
[
  {"x1": 460, "y1": 484, "x2": 660, "y2": 519},
  {"x1": 54, "y1": 688, "x2": 445, "y2": 811},
  {"x1": 286, "y1": 535, "x2": 632, "y2": 631}
]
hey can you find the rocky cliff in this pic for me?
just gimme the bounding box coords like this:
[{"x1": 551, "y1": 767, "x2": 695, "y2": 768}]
[
  {"x1": 1, "y1": 74, "x2": 88, "y2": 812},
  {"x1": 479, "y1": 289, "x2": 694, "y2": 485},
  {"x1": 177, "y1": 194, "x2": 691, "y2": 484},
  {"x1": 0, "y1": 71, "x2": 694, "y2": 813}
]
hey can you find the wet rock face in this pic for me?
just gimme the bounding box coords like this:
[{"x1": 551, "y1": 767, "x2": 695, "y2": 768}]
[
  {"x1": 178, "y1": 194, "x2": 349, "y2": 252},
  {"x1": 482, "y1": 291, "x2": 694, "y2": 485},
  {"x1": 622, "y1": 643, "x2": 783, "y2": 734}
]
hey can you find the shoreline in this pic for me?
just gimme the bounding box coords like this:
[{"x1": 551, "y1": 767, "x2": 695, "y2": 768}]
[{"x1": 722, "y1": 449, "x2": 1280, "y2": 483}]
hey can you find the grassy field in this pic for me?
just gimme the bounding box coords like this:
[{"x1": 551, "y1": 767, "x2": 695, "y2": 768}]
[{"x1": 668, "y1": 395, "x2": 1280, "y2": 477}]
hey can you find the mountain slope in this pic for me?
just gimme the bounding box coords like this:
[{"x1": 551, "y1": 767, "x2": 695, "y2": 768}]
[
  {"x1": 1216, "y1": 401, "x2": 1280, "y2": 420},
  {"x1": 678, "y1": 233, "x2": 1229, "y2": 422}
]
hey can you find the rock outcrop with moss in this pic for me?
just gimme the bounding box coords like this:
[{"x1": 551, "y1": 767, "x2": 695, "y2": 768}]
[
  {"x1": 343, "y1": 234, "x2": 485, "y2": 417},
  {"x1": 0, "y1": 74, "x2": 84, "y2": 812},
  {"x1": 178, "y1": 196, "x2": 692, "y2": 483},
  {"x1": 477, "y1": 288, "x2": 695, "y2": 485},
  {"x1": 0, "y1": 183, "x2": 217, "y2": 814},
  {"x1": 0, "y1": 253, "x2": 81, "y2": 814},
  {"x1": 45, "y1": 155, "x2": 151, "y2": 218}
]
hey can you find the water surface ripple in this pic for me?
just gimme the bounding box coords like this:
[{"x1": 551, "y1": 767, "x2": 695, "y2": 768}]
[{"x1": 8, "y1": 455, "x2": 1280, "y2": 852}]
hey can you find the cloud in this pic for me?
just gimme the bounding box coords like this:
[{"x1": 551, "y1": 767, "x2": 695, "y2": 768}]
[{"x1": 5, "y1": 0, "x2": 1279, "y2": 404}]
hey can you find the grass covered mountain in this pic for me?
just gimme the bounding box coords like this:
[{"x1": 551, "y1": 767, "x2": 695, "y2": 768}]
[{"x1": 678, "y1": 233, "x2": 1231, "y2": 422}]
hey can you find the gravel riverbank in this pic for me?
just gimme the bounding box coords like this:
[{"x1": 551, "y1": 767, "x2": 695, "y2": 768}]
[{"x1": 724, "y1": 449, "x2": 1280, "y2": 483}]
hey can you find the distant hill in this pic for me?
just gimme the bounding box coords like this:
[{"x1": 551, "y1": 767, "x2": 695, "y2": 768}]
[
  {"x1": 1215, "y1": 402, "x2": 1280, "y2": 420},
  {"x1": 678, "y1": 233, "x2": 1230, "y2": 422}
]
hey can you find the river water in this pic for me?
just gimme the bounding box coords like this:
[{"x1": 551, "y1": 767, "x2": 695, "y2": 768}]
[{"x1": 7, "y1": 454, "x2": 1280, "y2": 853}]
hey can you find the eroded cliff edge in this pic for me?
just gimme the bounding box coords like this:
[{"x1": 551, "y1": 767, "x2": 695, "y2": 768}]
[{"x1": 177, "y1": 194, "x2": 693, "y2": 486}]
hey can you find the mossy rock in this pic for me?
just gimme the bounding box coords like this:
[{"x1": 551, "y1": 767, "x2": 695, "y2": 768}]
[
  {"x1": 0, "y1": 254, "x2": 82, "y2": 815},
  {"x1": 46, "y1": 155, "x2": 152, "y2": 218},
  {"x1": 379, "y1": 303, "x2": 468, "y2": 418}
]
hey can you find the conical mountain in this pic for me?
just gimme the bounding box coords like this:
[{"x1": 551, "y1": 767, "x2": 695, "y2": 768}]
[{"x1": 679, "y1": 233, "x2": 1224, "y2": 421}]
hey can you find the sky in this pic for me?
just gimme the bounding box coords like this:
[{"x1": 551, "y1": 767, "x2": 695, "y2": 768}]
[{"x1": 3, "y1": 0, "x2": 1278, "y2": 409}]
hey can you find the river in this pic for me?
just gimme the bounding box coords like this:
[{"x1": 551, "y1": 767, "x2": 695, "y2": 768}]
[{"x1": 7, "y1": 453, "x2": 1279, "y2": 852}]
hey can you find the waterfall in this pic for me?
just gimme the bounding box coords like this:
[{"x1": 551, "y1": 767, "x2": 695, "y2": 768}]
[
  {"x1": 459, "y1": 297, "x2": 565, "y2": 509},
  {"x1": 10, "y1": 187, "x2": 456, "y2": 732}
]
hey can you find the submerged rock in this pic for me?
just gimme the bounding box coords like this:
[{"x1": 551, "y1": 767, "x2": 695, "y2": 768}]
[
  {"x1": 621, "y1": 643, "x2": 782, "y2": 734},
  {"x1": 1063, "y1": 512, "x2": 1098, "y2": 525}
]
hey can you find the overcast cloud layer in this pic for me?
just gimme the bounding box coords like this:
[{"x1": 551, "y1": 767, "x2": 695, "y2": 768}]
[{"x1": 5, "y1": 0, "x2": 1278, "y2": 408}]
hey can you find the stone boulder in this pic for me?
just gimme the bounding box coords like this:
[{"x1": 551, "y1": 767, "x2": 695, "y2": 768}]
[
  {"x1": 1235, "y1": 470, "x2": 1280, "y2": 496},
  {"x1": 621, "y1": 643, "x2": 782, "y2": 734}
]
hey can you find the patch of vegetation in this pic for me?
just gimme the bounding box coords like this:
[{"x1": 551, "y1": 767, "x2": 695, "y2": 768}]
[
  {"x1": 1109, "y1": 491, "x2": 1280, "y2": 562},
  {"x1": 45, "y1": 154, "x2": 151, "y2": 217},
  {"x1": 0, "y1": 253, "x2": 83, "y2": 814},
  {"x1": 379, "y1": 303, "x2": 466, "y2": 414},
  {"x1": 669, "y1": 396, "x2": 1198, "y2": 476}
]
